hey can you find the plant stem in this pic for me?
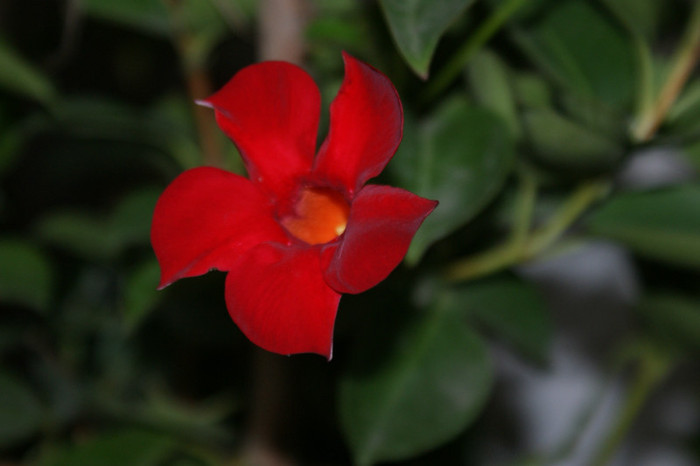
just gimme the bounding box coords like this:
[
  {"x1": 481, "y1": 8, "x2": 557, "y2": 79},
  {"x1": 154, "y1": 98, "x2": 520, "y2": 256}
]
[
  {"x1": 632, "y1": 2, "x2": 700, "y2": 142},
  {"x1": 422, "y1": 0, "x2": 526, "y2": 103},
  {"x1": 524, "y1": 179, "x2": 608, "y2": 257},
  {"x1": 185, "y1": 67, "x2": 226, "y2": 168},
  {"x1": 509, "y1": 167, "x2": 537, "y2": 248},
  {"x1": 444, "y1": 168, "x2": 535, "y2": 280},
  {"x1": 590, "y1": 347, "x2": 672, "y2": 466},
  {"x1": 445, "y1": 179, "x2": 608, "y2": 282},
  {"x1": 165, "y1": 0, "x2": 225, "y2": 168}
]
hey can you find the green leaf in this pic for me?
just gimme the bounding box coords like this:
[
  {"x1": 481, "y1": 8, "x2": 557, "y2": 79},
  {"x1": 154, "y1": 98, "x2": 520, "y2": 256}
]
[
  {"x1": 466, "y1": 49, "x2": 520, "y2": 139},
  {"x1": 380, "y1": 0, "x2": 477, "y2": 78},
  {"x1": 669, "y1": 78, "x2": 700, "y2": 122},
  {"x1": 52, "y1": 97, "x2": 199, "y2": 170},
  {"x1": 513, "y1": 0, "x2": 636, "y2": 109},
  {"x1": 0, "y1": 239, "x2": 52, "y2": 312},
  {"x1": 587, "y1": 184, "x2": 700, "y2": 269},
  {"x1": 123, "y1": 259, "x2": 162, "y2": 331},
  {"x1": 110, "y1": 187, "x2": 161, "y2": 249},
  {"x1": 0, "y1": 371, "x2": 43, "y2": 448},
  {"x1": 175, "y1": 0, "x2": 230, "y2": 69},
  {"x1": 0, "y1": 37, "x2": 55, "y2": 104},
  {"x1": 666, "y1": 78, "x2": 700, "y2": 138},
  {"x1": 682, "y1": 139, "x2": 700, "y2": 172},
  {"x1": 637, "y1": 292, "x2": 700, "y2": 352},
  {"x1": 485, "y1": 0, "x2": 551, "y2": 24},
  {"x1": 340, "y1": 310, "x2": 492, "y2": 465},
  {"x1": 40, "y1": 429, "x2": 174, "y2": 466},
  {"x1": 0, "y1": 120, "x2": 25, "y2": 176},
  {"x1": 307, "y1": 17, "x2": 366, "y2": 49},
  {"x1": 147, "y1": 95, "x2": 204, "y2": 170},
  {"x1": 80, "y1": 0, "x2": 171, "y2": 36},
  {"x1": 512, "y1": 72, "x2": 552, "y2": 109},
  {"x1": 392, "y1": 98, "x2": 515, "y2": 264},
  {"x1": 522, "y1": 108, "x2": 624, "y2": 173},
  {"x1": 35, "y1": 212, "x2": 110, "y2": 260},
  {"x1": 35, "y1": 187, "x2": 160, "y2": 261},
  {"x1": 558, "y1": 92, "x2": 627, "y2": 140},
  {"x1": 598, "y1": 0, "x2": 663, "y2": 39},
  {"x1": 449, "y1": 276, "x2": 552, "y2": 362}
]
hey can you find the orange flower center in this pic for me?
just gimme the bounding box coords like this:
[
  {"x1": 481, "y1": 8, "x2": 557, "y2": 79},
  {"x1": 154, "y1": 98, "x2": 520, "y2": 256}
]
[{"x1": 281, "y1": 187, "x2": 350, "y2": 245}]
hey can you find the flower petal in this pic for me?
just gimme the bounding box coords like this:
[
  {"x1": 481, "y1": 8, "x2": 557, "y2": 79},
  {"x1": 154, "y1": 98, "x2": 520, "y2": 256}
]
[
  {"x1": 322, "y1": 185, "x2": 437, "y2": 294},
  {"x1": 313, "y1": 52, "x2": 403, "y2": 194},
  {"x1": 201, "y1": 61, "x2": 320, "y2": 201},
  {"x1": 225, "y1": 244, "x2": 341, "y2": 358},
  {"x1": 151, "y1": 167, "x2": 288, "y2": 288}
]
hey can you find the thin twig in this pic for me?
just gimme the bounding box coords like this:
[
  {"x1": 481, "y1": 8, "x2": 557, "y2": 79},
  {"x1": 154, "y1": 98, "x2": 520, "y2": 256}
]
[{"x1": 632, "y1": 3, "x2": 700, "y2": 142}]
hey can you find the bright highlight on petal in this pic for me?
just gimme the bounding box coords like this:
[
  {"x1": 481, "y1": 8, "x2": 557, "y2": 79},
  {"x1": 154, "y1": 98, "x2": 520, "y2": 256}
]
[{"x1": 281, "y1": 187, "x2": 350, "y2": 245}]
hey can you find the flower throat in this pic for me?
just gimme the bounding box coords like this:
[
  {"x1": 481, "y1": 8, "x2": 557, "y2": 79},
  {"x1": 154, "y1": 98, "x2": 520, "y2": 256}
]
[{"x1": 281, "y1": 187, "x2": 350, "y2": 245}]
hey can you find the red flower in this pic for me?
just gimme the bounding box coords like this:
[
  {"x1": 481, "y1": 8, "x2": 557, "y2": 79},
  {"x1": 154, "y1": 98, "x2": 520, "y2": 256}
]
[{"x1": 151, "y1": 53, "x2": 437, "y2": 358}]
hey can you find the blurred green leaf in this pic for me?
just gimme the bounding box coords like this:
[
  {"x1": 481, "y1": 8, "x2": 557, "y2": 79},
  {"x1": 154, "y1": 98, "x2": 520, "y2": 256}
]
[
  {"x1": 599, "y1": 0, "x2": 663, "y2": 39},
  {"x1": 40, "y1": 429, "x2": 174, "y2": 466},
  {"x1": 36, "y1": 187, "x2": 160, "y2": 261},
  {"x1": 0, "y1": 238, "x2": 52, "y2": 312},
  {"x1": 638, "y1": 292, "x2": 700, "y2": 352},
  {"x1": 485, "y1": 0, "x2": 550, "y2": 24},
  {"x1": 466, "y1": 49, "x2": 520, "y2": 138},
  {"x1": 513, "y1": 0, "x2": 636, "y2": 109},
  {"x1": 80, "y1": 0, "x2": 171, "y2": 36},
  {"x1": 51, "y1": 97, "x2": 198, "y2": 171},
  {"x1": 144, "y1": 390, "x2": 236, "y2": 435},
  {"x1": 523, "y1": 108, "x2": 625, "y2": 173},
  {"x1": 148, "y1": 95, "x2": 210, "y2": 171},
  {"x1": 36, "y1": 213, "x2": 109, "y2": 260},
  {"x1": 392, "y1": 98, "x2": 515, "y2": 264},
  {"x1": 512, "y1": 72, "x2": 552, "y2": 109},
  {"x1": 683, "y1": 139, "x2": 700, "y2": 172},
  {"x1": 558, "y1": 92, "x2": 627, "y2": 140},
  {"x1": 449, "y1": 276, "x2": 552, "y2": 362},
  {"x1": 340, "y1": 309, "x2": 492, "y2": 465},
  {"x1": 307, "y1": 17, "x2": 367, "y2": 51},
  {"x1": 666, "y1": 78, "x2": 700, "y2": 137},
  {"x1": 0, "y1": 37, "x2": 55, "y2": 104},
  {"x1": 587, "y1": 184, "x2": 700, "y2": 268},
  {"x1": 0, "y1": 371, "x2": 43, "y2": 448},
  {"x1": 54, "y1": 98, "x2": 155, "y2": 137},
  {"x1": 110, "y1": 187, "x2": 161, "y2": 248},
  {"x1": 669, "y1": 78, "x2": 700, "y2": 121},
  {"x1": 175, "y1": 0, "x2": 230, "y2": 69},
  {"x1": 123, "y1": 259, "x2": 162, "y2": 331},
  {"x1": 80, "y1": 0, "x2": 233, "y2": 72},
  {"x1": 380, "y1": 0, "x2": 476, "y2": 78},
  {"x1": 0, "y1": 122, "x2": 23, "y2": 176}
]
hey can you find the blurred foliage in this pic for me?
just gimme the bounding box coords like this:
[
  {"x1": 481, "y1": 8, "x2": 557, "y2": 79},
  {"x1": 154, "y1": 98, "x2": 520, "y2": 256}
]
[{"x1": 0, "y1": 0, "x2": 699, "y2": 465}]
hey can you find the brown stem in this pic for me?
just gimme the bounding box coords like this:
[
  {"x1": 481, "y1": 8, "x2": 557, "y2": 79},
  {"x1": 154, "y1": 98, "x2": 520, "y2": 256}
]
[
  {"x1": 166, "y1": 0, "x2": 225, "y2": 168},
  {"x1": 243, "y1": 350, "x2": 294, "y2": 466},
  {"x1": 633, "y1": 3, "x2": 700, "y2": 142},
  {"x1": 184, "y1": 67, "x2": 225, "y2": 168},
  {"x1": 258, "y1": 0, "x2": 309, "y2": 64}
]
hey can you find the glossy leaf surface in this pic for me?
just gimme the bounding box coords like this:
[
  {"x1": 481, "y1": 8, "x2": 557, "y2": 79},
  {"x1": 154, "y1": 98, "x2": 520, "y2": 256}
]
[
  {"x1": 449, "y1": 276, "x2": 552, "y2": 362},
  {"x1": 340, "y1": 308, "x2": 492, "y2": 465},
  {"x1": 380, "y1": 0, "x2": 476, "y2": 78},
  {"x1": 391, "y1": 99, "x2": 515, "y2": 264},
  {"x1": 588, "y1": 185, "x2": 700, "y2": 268},
  {"x1": 514, "y1": 0, "x2": 636, "y2": 109}
]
